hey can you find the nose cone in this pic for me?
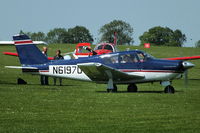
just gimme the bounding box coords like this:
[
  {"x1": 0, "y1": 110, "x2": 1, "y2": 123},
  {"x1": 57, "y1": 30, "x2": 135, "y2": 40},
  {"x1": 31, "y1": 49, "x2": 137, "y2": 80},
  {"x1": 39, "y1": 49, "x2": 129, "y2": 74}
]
[{"x1": 182, "y1": 61, "x2": 195, "y2": 69}]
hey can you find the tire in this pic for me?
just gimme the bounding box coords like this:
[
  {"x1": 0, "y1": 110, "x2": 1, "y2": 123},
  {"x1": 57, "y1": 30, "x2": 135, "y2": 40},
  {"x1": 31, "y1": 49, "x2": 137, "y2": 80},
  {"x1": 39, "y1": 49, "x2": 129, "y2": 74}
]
[
  {"x1": 164, "y1": 85, "x2": 175, "y2": 94},
  {"x1": 127, "y1": 84, "x2": 138, "y2": 92}
]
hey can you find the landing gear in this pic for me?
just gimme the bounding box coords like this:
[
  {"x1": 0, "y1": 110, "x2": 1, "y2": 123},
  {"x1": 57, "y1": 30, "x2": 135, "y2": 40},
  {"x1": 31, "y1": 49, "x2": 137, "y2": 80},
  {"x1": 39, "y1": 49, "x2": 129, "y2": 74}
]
[
  {"x1": 164, "y1": 85, "x2": 175, "y2": 94},
  {"x1": 127, "y1": 84, "x2": 138, "y2": 92},
  {"x1": 107, "y1": 84, "x2": 117, "y2": 92},
  {"x1": 161, "y1": 81, "x2": 175, "y2": 94}
]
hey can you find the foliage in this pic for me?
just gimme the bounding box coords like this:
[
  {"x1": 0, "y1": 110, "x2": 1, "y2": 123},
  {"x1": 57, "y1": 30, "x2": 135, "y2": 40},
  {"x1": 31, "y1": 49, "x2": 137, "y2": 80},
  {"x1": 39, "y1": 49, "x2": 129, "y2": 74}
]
[
  {"x1": 99, "y1": 20, "x2": 134, "y2": 45},
  {"x1": 66, "y1": 26, "x2": 93, "y2": 44},
  {"x1": 19, "y1": 26, "x2": 93, "y2": 44},
  {"x1": 20, "y1": 30, "x2": 46, "y2": 41},
  {"x1": 139, "y1": 26, "x2": 186, "y2": 47},
  {"x1": 195, "y1": 40, "x2": 200, "y2": 48},
  {"x1": 46, "y1": 28, "x2": 67, "y2": 44}
]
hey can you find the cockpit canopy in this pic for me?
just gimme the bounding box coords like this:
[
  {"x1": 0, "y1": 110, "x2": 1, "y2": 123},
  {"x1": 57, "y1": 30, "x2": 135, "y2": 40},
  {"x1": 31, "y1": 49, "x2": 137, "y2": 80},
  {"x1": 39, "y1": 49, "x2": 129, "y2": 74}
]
[
  {"x1": 94, "y1": 43, "x2": 117, "y2": 52},
  {"x1": 100, "y1": 50, "x2": 154, "y2": 64}
]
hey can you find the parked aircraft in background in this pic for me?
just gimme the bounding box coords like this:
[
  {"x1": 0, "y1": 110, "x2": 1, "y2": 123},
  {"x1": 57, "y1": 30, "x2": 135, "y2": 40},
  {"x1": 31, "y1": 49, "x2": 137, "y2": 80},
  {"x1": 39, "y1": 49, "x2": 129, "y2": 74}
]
[
  {"x1": 5, "y1": 34, "x2": 200, "y2": 93},
  {"x1": 73, "y1": 42, "x2": 117, "y2": 59}
]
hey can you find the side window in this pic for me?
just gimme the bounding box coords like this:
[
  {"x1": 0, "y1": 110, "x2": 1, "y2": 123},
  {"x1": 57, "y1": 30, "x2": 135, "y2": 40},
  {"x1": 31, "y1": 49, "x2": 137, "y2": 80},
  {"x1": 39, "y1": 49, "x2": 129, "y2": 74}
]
[
  {"x1": 104, "y1": 45, "x2": 113, "y2": 52},
  {"x1": 137, "y1": 53, "x2": 145, "y2": 62},
  {"x1": 119, "y1": 54, "x2": 138, "y2": 63},
  {"x1": 77, "y1": 46, "x2": 89, "y2": 53},
  {"x1": 102, "y1": 55, "x2": 119, "y2": 64},
  {"x1": 97, "y1": 45, "x2": 103, "y2": 50}
]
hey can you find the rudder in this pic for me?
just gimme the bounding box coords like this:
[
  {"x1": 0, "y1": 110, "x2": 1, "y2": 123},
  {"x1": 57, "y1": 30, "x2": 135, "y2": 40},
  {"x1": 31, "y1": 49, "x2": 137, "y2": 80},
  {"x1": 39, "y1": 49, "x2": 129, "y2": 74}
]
[{"x1": 13, "y1": 34, "x2": 49, "y2": 65}]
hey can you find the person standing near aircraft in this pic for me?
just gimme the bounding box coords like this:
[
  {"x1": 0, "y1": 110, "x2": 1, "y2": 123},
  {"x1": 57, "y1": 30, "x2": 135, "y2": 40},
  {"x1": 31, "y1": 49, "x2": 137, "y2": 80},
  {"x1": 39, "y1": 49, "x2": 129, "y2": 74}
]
[
  {"x1": 53, "y1": 50, "x2": 64, "y2": 86},
  {"x1": 40, "y1": 46, "x2": 49, "y2": 85}
]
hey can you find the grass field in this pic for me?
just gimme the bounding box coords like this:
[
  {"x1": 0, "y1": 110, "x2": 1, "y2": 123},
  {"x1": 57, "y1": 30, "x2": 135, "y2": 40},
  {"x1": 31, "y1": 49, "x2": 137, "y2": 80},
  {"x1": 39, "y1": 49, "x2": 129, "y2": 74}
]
[{"x1": 0, "y1": 44, "x2": 200, "y2": 133}]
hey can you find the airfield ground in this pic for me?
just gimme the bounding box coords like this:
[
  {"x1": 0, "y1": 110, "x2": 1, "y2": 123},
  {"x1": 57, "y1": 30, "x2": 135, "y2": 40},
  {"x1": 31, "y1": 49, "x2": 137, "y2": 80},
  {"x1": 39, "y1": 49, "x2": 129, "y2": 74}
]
[{"x1": 0, "y1": 44, "x2": 199, "y2": 133}]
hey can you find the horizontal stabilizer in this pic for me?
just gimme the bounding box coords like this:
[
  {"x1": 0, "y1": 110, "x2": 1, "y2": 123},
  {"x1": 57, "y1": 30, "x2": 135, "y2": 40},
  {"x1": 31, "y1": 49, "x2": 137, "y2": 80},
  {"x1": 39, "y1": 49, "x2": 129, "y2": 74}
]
[
  {"x1": 5, "y1": 66, "x2": 38, "y2": 69},
  {"x1": 5, "y1": 66, "x2": 39, "y2": 73}
]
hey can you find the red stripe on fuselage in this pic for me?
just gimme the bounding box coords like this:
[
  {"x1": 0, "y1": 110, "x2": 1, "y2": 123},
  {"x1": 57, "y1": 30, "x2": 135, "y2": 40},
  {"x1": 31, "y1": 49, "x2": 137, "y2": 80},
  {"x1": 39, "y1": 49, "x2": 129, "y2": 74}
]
[
  {"x1": 15, "y1": 40, "x2": 33, "y2": 44},
  {"x1": 39, "y1": 70, "x2": 49, "y2": 72}
]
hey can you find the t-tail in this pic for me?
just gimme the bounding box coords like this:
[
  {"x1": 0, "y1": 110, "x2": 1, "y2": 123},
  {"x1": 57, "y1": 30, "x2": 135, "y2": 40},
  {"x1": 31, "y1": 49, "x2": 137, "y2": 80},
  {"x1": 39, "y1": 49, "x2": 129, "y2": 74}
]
[{"x1": 13, "y1": 34, "x2": 49, "y2": 65}]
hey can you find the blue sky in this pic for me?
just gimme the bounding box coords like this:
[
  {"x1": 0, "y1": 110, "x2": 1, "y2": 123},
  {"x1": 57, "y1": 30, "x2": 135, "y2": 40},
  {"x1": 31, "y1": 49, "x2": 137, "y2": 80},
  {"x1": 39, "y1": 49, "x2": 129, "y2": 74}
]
[{"x1": 0, "y1": 0, "x2": 199, "y2": 46}]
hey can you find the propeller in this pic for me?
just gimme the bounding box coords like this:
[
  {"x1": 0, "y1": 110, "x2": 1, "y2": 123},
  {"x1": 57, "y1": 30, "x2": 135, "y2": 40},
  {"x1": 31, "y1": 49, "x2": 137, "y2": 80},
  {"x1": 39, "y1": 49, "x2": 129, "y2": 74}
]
[
  {"x1": 182, "y1": 61, "x2": 194, "y2": 88},
  {"x1": 183, "y1": 69, "x2": 188, "y2": 88}
]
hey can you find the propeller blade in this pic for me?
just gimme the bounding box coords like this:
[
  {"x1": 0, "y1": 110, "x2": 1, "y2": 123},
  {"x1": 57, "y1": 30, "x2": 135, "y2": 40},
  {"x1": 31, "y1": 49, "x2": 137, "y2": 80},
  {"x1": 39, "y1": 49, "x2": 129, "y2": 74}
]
[{"x1": 184, "y1": 70, "x2": 188, "y2": 88}]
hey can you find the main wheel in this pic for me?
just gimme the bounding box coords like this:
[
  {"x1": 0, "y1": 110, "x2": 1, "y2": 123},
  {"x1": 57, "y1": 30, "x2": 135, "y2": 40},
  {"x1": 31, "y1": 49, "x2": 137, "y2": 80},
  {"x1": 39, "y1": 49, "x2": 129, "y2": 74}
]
[
  {"x1": 127, "y1": 84, "x2": 138, "y2": 92},
  {"x1": 164, "y1": 85, "x2": 175, "y2": 94},
  {"x1": 107, "y1": 84, "x2": 117, "y2": 92}
]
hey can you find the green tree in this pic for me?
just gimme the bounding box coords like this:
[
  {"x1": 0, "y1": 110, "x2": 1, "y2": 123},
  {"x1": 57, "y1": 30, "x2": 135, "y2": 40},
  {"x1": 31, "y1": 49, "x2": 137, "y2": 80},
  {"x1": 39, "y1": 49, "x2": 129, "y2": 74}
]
[
  {"x1": 99, "y1": 20, "x2": 134, "y2": 45},
  {"x1": 66, "y1": 26, "x2": 93, "y2": 44},
  {"x1": 195, "y1": 40, "x2": 200, "y2": 48},
  {"x1": 19, "y1": 30, "x2": 46, "y2": 41},
  {"x1": 139, "y1": 26, "x2": 186, "y2": 47},
  {"x1": 30, "y1": 32, "x2": 46, "y2": 41},
  {"x1": 46, "y1": 28, "x2": 67, "y2": 44}
]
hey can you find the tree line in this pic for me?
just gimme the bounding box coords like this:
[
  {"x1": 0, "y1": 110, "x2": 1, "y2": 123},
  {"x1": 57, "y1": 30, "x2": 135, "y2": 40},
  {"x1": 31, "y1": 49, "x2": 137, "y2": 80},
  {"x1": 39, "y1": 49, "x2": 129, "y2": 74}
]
[
  {"x1": 22, "y1": 26, "x2": 93, "y2": 44},
  {"x1": 21, "y1": 20, "x2": 199, "y2": 47}
]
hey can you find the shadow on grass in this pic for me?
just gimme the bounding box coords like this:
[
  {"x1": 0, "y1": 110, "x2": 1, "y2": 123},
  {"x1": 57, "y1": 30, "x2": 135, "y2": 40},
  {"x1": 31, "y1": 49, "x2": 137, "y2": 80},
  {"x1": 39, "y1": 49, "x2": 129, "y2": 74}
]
[
  {"x1": 0, "y1": 80, "x2": 17, "y2": 85},
  {"x1": 189, "y1": 78, "x2": 200, "y2": 81},
  {"x1": 0, "y1": 80, "x2": 78, "y2": 87},
  {"x1": 96, "y1": 90, "x2": 184, "y2": 94}
]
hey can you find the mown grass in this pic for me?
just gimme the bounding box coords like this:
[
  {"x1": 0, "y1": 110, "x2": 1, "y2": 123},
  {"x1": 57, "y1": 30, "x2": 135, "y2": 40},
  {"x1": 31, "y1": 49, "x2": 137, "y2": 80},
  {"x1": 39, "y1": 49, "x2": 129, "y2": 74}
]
[{"x1": 0, "y1": 44, "x2": 199, "y2": 133}]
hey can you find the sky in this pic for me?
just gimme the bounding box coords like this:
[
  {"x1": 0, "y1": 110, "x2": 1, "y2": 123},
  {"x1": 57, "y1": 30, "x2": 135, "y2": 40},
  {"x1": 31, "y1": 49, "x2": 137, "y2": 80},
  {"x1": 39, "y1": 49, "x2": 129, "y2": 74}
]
[{"x1": 0, "y1": 0, "x2": 199, "y2": 47}]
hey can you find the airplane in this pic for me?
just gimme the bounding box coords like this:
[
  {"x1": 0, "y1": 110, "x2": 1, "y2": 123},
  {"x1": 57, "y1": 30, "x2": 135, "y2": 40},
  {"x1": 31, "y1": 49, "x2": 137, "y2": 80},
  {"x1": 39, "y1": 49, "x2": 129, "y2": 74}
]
[
  {"x1": 5, "y1": 34, "x2": 198, "y2": 93},
  {"x1": 73, "y1": 42, "x2": 117, "y2": 59}
]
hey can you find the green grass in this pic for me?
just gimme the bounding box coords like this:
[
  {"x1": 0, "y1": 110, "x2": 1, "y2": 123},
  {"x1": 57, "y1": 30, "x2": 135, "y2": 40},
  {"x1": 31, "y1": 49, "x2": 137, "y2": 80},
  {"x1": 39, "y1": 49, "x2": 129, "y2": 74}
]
[{"x1": 0, "y1": 44, "x2": 200, "y2": 133}]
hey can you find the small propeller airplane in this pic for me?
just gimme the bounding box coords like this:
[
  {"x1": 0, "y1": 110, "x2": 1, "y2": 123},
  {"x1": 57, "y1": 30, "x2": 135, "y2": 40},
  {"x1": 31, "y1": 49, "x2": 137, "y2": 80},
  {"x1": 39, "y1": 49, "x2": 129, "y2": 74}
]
[{"x1": 5, "y1": 34, "x2": 200, "y2": 93}]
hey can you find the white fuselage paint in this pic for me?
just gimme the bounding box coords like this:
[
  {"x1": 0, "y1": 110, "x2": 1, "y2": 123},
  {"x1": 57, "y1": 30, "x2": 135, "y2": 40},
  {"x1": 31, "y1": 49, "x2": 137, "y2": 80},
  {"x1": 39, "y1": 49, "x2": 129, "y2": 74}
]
[
  {"x1": 40, "y1": 65, "x2": 91, "y2": 81},
  {"x1": 126, "y1": 72, "x2": 181, "y2": 83},
  {"x1": 38, "y1": 64, "x2": 182, "y2": 84}
]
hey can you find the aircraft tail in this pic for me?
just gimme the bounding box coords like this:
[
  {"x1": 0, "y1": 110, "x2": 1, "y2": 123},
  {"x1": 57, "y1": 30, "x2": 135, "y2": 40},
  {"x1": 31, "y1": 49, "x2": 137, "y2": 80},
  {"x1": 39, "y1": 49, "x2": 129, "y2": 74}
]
[{"x1": 13, "y1": 34, "x2": 49, "y2": 65}]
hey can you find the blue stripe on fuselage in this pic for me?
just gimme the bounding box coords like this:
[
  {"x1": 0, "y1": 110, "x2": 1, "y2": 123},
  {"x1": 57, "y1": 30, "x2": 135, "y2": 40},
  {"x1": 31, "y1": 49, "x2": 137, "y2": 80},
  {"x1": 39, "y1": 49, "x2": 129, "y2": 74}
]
[{"x1": 27, "y1": 50, "x2": 183, "y2": 73}]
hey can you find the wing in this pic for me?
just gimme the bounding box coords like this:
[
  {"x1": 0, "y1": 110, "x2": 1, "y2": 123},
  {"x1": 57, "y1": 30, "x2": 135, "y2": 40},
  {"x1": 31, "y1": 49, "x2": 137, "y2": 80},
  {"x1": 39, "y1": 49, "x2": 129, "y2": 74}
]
[
  {"x1": 163, "y1": 55, "x2": 200, "y2": 61},
  {"x1": 3, "y1": 52, "x2": 18, "y2": 56},
  {"x1": 77, "y1": 62, "x2": 144, "y2": 82},
  {"x1": 5, "y1": 66, "x2": 39, "y2": 73},
  {"x1": 3, "y1": 52, "x2": 54, "y2": 60}
]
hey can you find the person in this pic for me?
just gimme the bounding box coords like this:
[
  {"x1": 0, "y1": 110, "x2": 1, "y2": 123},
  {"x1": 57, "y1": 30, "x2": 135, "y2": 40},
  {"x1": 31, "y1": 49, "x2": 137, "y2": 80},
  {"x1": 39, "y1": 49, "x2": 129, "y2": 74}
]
[
  {"x1": 53, "y1": 50, "x2": 64, "y2": 86},
  {"x1": 40, "y1": 47, "x2": 49, "y2": 85}
]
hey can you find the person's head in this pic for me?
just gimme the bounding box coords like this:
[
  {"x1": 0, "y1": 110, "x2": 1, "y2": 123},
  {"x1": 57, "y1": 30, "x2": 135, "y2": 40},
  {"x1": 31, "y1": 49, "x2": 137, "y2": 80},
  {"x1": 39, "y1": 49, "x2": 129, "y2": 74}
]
[
  {"x1": 43, "y1": 47, "x2": 48, "y2": 53},
  {"x1": 56, "y1": 50, "x2": 61, "y2": 56}
]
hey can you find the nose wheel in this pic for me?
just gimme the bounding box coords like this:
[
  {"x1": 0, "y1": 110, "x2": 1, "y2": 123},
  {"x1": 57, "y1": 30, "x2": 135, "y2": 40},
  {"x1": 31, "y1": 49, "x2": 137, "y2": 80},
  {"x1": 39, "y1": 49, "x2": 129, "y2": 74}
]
[{"x1": 164, "y1": 85, "x2": 175, "y2": 93}]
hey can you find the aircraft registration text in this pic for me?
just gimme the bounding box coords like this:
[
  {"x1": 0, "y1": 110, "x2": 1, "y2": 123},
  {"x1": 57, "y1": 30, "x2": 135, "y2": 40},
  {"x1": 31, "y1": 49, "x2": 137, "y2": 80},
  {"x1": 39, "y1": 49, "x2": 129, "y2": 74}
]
[{"x1": 49, "y1": 65, "x2": 82, "y2": 74}]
